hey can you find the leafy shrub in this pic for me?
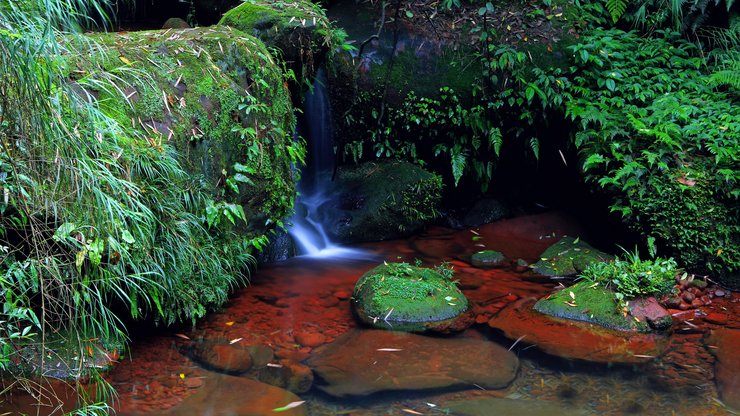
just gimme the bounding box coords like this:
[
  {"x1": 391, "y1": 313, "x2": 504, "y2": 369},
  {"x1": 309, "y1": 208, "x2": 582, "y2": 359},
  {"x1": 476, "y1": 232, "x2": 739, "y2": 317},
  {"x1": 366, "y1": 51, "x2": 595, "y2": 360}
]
[
  {"x1": 565, "y1": 28, "x2": 740, "y2": 278},
  {"x1": 579, "y1": 248, "x2": 678, "y2": 302}
]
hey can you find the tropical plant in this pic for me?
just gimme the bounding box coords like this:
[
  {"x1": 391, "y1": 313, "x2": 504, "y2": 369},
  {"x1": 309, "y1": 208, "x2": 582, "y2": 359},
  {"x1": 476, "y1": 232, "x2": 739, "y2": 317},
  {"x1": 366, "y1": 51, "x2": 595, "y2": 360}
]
[{"x1": 579, "y1": 247, "x2": 678, "y2": 306}]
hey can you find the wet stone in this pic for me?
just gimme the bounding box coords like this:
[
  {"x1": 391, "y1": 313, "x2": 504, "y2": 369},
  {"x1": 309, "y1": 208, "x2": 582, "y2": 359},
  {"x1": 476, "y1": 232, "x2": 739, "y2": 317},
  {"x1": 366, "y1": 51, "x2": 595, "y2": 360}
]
[
  {"x1": 307, "y1": 329, "x2": 519, "y2": 397},
  {"x1": 531, "y1": 236, "x2": 612, "y2": 277},
  {"x1": 188, "y1": 340, "x2": 253, "y2": 374},
  {"x1": 470, "y1": 250, "x2": 506, "y2": 268},
  {"x1": 443, "y1": 397, "x2": 588, "y2": 416}
]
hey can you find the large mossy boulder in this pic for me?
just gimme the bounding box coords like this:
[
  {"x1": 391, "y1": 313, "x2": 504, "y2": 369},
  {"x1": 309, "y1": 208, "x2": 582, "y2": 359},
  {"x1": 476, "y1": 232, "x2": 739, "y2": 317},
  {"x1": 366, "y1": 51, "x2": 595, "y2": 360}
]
[
  {"x1": 219, "y1": 0, "x2": 335, "y2": 82},
  {"x1": 532, "y1": 236, "x2": 613, "y2": 277},
  {"x1": 67, "y1": 27, "x2": 298, "y2": 239},
  {"x1": 352, "y1": 263, "x2": 470, "y2": 333},
  {"x1": 533, "y1": 281, "x2": 671, "y2": 332},
  {"x1": 319, "y1": 160, "x2": 443, "y2": 243}
]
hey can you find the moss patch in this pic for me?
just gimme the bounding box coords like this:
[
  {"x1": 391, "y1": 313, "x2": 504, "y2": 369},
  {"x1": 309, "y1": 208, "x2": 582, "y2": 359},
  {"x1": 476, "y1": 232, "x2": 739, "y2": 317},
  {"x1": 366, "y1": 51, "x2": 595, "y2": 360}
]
[
  {"x1": 65, "y1": 27, "x2": 298, "y2": 238},
  {"x1": 534, "y1": 281, "x2": 650, "y2": 332},
  {"x1": 352, "y1": 263, "x2": 468, "y2": 332},
  {"x1": 532, "y1": 236, "x2": 613, "y2": 277},
  {"x1": 471, "y1": 250, "x2": 506, "y2": 268}
]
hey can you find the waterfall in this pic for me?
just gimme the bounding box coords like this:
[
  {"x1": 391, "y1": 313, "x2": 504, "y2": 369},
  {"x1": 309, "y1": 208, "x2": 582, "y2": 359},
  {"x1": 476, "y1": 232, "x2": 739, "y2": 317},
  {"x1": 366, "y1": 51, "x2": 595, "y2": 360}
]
[{"x1": 288, "y1": 69, "x2": 363, "y2": 258}]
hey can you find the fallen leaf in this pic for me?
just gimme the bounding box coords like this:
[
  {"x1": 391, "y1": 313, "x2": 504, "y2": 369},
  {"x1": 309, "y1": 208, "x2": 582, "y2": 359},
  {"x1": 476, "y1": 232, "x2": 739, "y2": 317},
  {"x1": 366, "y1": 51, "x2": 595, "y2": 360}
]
[
  {"x1": 273, "y1": 400, "x2": 306, "y2": 412},
  {"x1": 401, "y1": 409, "x2": 424, "y2": 415},
  {"x1": 229, "y1": 338, "x2": 243, "y2": 344},
  {"x1": 225, "y1": 321, "x2": 234, "y2": 326},
  {"x1": 119, "y1": 56, "x2": 132, "y2": 65},
  {"x1": 174, "y1": 333, "x2": 190, "y2": 340},
  {"x1": 376, "y1": 348, "x2": 403, "y2": 352},
  {"x1": 677, "y1": 177, "x2": 696, "y2": 186}
]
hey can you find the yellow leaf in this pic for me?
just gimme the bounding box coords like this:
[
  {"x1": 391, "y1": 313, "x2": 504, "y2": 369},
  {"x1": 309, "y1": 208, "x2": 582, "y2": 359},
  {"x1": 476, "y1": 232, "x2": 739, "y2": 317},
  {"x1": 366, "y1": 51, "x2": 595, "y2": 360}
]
[
  {"x1": 179, "y1": 373, "x2": 185, "y2": 379},
  {"x1": 717, "y1": 249, "x2": 723, "y2": 256},
  {"x1": 225, "y1": 321, "x2": 234, "y2": 326},
  {"x1": 119, "y1": 56, "x2": 132, "y2": 65}
]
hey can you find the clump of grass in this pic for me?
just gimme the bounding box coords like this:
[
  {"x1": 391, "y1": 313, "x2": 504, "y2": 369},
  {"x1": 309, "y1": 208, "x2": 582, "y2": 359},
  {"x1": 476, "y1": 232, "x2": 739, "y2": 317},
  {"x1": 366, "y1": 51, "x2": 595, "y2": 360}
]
[{"x1": 579, "y1": 246, "x2": 678, "y2": 307}]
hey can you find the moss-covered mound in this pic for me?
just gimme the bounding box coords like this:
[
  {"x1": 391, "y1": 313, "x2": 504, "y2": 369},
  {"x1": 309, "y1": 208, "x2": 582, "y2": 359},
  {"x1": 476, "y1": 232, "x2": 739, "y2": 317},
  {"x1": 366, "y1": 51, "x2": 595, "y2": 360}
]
[
  {"x1": 352, "y1": 263, "x2": 470, "y2": 333},
  {"x1": 219, "y1": 0, "x2": 336, "y2": 83},
  {"x1": 67, "y1": 27, "x2": 299, "y2": 237},
  {"x1": 471, "y1": 250, "x2": 506, "y2": 268},
  {"x1": 532, "y1": 236, "x2": 613, "y2": 277},
  {"x1": 534, "y1": 281, "x2": 651, "y2": 332},
  {"x1": 318, "y1": 160, "x2": 442, "y2": 243}
]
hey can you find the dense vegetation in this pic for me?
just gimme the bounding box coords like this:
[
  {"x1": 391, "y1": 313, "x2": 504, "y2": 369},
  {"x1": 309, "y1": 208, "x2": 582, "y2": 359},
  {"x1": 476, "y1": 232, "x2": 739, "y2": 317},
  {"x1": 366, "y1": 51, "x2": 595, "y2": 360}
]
[{"x1": 340, "y1": 0, "x2": 739, "y2": 285}]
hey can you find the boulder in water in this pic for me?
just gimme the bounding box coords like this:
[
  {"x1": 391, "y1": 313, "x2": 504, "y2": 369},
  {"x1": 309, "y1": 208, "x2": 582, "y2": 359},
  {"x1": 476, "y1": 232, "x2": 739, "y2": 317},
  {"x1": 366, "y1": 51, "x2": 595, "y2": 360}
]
[
  {"x1": 307, "y1": 329, "x2": 519, "y2": 396},
  {"x1": 471, "y1": 250, "x2": 506, "y2": 268},
  {"x1": 531, "y1": 236, "x2": 612, "y2": 277},
  {"x1": 352, "y1": 262, "x2": 470, "y2": 333}
]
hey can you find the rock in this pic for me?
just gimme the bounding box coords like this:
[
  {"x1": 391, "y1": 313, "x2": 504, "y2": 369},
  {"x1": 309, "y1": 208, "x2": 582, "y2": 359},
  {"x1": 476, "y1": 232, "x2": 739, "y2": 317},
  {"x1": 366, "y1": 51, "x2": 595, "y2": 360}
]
[
  {"x1": 315, "y1": 161, "x2": 443, "y2": 243},
  {"x1": 470, "y1": 250, "x2": 506, "y2": 268},
  {"x1": 533, "y1": 281, "x2": 653, "y2": 332},
  {"x1": 690, "y1": 279, "x2": 708, "y2": 290},
  {"x1": 628, "y1": 297, "x2": 673, "y2": 330},
  {"x1": 444, "y1": 397, "x2": 587, "y2": 416},
  {"x1": 189, "y1": 340, "x2": 253, "y2": 374},
  {"x1": 247, "y1": 345, "x2": 275, "y2": 368},
  {"x1": 514, "y1": 258, "x2": 530, "y2": 272},
  {"x1": 351, "y1": 263, "x2": 470, "y2": 333},
  {"x1": 162, "y1": 17, "x2": 190, "y2": 29},
  {"x1": 307, "y1": 330, "x2": 519, "y2": 397},
  {"x1": 707, "y1": 329, "x2": 740, "y2": 411},
  {"x1": 294, "y1": 331, "x2": 326, "y2": 348},
  {"x1": 704, "y1": 313, "x2": 729, "y2": 325},
  {"x1": 160, "y1": 373, "x2": 306, "y2": 415},
  {"x1": 258, "y1": 359, "x2": 314, "y2": 393},
  {"x1": 219, "y1": 0, "x2": 333, "y2": 82},
  {"x1": 531, "y1": 236, "x2": 612, "y2": 277},
  {"x1": 490, "y1": 299, "x2": 669, "y2": 363},
  {"x1": 462, "y1": 198, "x2": 511, "y2": 227}
]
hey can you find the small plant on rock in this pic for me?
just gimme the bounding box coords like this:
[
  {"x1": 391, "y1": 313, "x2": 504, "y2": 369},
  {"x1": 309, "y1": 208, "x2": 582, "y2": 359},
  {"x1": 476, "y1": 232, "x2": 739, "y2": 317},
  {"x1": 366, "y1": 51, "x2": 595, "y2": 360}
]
[{"x1": 579, "y1": 247, "x2": 678, "y2": 307}]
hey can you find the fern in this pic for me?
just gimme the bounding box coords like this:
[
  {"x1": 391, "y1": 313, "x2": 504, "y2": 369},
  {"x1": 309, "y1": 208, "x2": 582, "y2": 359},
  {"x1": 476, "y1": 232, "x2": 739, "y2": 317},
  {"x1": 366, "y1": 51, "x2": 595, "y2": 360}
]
[
  {"x1": 450, "y1": 147, "x2": 467, "y2": 186},
  {"x1": 606, "y1": 0, "x2": 628, "y2": 23}
]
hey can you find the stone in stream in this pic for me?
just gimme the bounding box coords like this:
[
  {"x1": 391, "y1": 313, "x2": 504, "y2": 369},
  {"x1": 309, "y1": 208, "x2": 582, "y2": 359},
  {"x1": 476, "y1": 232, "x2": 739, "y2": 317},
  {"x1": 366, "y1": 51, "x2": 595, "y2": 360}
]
[
  {"x1": 306, "y1": 329, "x2": 519, "y2": 397},
  {"x1": 443, "y1": 397, "x2": 587, "y2": 416},
  {"x1": 257, "y1": 359, "x2": 314, "y2": 394},
  {"x1": 707, "y1": 328, "x2": 740, "y2": 411},
  {"x1": 533, "y1": 281, "x2": 672, "y2": 332},
  {"x1": 187, "y1": 339, "x2": 254, "y2": 374},
  {"x1": 158, "y1": 373, "x2": 306, "y2": 416},
  {"x1": 470, "y1": 250, "x2": 506, "y2": 268},
  {"x1": 351, "y1": 263, "x2": 472, "y2": 333},
  {"x1": 531, "y1": 236, "x2": 613, "y2": 277},
  {"x1": 489, "y1": 298, "x2": 669, "y2": 364}
]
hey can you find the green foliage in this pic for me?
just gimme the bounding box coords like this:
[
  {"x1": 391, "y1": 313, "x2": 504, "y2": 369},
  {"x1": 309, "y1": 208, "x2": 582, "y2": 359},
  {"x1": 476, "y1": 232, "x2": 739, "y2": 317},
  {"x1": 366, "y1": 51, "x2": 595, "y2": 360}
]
[
  {"x1": 565, "y1": 28, "x2": 739, "y2": 277},
  {"x1": 579, "y1": 247, "x2": 678, "y2": 302}
]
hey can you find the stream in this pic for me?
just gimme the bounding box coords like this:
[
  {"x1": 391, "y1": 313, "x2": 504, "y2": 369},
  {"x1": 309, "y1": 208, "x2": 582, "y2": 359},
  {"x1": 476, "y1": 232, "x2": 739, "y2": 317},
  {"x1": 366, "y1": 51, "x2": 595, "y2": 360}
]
[{"x1": 102, "y1": 210, "x2": 736, "y2": 416}]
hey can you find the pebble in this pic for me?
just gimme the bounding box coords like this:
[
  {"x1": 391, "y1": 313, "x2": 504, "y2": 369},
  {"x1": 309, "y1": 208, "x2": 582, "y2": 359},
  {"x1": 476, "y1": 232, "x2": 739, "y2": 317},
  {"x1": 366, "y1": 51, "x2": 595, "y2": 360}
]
[
  {"x1": 715, "y1": 289, "x2": 726, "y2": 297},
  {"x1": 294, "y1": 331, "x2": 326, "y2": 348}
]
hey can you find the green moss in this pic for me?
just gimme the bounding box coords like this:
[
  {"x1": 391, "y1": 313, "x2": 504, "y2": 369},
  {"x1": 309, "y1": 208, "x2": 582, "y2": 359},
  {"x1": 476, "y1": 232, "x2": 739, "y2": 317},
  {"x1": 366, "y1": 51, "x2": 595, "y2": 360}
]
[
  {"x1": 532, "y1": 236, "x2": 613, "y2": 277},
  {"x1": 534, "y1": 281, "x2": 650, "y2": 332},
  {"x1": 352, "y1": 262, "x2": 469, "y2": 332},
  {"x1": 471, "y1": 250, "x2": 506, "y2": 268}
]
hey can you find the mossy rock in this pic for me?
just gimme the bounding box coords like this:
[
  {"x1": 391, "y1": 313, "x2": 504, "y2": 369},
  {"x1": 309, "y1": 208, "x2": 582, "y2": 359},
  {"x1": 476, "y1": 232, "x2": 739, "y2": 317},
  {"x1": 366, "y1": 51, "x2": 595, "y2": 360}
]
[
  {"x1": 533, "y1": 281, "x2": 650, "y2": 332},
  {"x1": 66, "y1": 27, "x2": 298, "y2": 239},
  {"x1": 319, "y1": 160, "x2": 442, "y2": 243},
  {"x1": 471, "y1": 250, "x2": 506, "y2": 268},
  {"x1": 219, "y1": 0, "x2": 334, "y2": 82},
  {"x1": 352, "y1": 263, "x2": 469, "y2": 333},
  {"x1": 532, "y1": 236, "x2": 613, "y2": 277}
]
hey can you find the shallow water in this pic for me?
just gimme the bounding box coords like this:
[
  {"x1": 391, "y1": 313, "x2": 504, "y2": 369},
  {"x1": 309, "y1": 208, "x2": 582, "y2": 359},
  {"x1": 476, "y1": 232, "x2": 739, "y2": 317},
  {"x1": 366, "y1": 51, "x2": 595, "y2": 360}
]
[{"x1": 3, "y1": 212, "x2": 737, "y2": 416}]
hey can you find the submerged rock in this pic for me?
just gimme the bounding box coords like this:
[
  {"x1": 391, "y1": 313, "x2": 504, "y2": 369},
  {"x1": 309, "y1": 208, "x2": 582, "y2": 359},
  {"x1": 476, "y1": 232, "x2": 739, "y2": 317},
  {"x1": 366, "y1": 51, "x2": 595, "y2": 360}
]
[
  {"x1": 257, "y1": 359, "x2": 314, "y2": 394},
  {"x1": 533, "y1": 281, "x2": 671, "y2": 332},
  {"x1": 352, "y1": 263, "x2": 471, "y2": 333},
  {"x1": 707, "y1": 328, "x2": 740, "y2": 411},
  {"x1": 158, "y1": 373, "x2": 306, "y2": 415},
  {"x1": 443, "y1": 397, "x2": 587, "y2": 416},
  {"x1": 307, "y1": 329, "x2": 519, "y2": 397},
  {"x1": 188, "y1": 339, "x2": 253, "y2": 374},
  {"x1": 471, "y1": 250, "x2": 506, "y2": 268},
  {"x1": 489, "y1": 298, "x2": 669, "y2": 363},
  {"x1": 531, "y1": 236, "x2": 612, "y2": 277}
]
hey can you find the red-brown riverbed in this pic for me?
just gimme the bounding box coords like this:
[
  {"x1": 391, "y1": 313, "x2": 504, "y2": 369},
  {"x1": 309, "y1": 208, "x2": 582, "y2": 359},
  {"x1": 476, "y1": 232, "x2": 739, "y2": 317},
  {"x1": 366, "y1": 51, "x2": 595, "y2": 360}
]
[{"x1": 3, "y1": 211, "x2": 738, "y2": 415}]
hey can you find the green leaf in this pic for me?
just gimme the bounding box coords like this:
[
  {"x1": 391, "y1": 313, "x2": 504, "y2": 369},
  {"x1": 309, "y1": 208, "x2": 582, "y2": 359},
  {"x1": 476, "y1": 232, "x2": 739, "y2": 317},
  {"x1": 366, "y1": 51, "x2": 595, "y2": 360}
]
[{"x1": 121, "y1": 230, "x2": 136, "y2": 244}]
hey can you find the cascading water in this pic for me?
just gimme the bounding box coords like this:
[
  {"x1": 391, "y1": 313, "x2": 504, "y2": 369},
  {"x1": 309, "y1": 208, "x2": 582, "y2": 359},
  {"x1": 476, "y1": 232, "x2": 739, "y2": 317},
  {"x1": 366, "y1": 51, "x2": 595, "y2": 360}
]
[{"x1": 288, "y1": 69, "x2": 363, "y2": 258}]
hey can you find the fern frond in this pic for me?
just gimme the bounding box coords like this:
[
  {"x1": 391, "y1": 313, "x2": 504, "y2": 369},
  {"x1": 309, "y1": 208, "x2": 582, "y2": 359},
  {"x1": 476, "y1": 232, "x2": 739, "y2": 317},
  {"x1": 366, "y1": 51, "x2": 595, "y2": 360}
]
[{"x1": 606, "y1": 0, "x2": 629, "y2": 23}]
